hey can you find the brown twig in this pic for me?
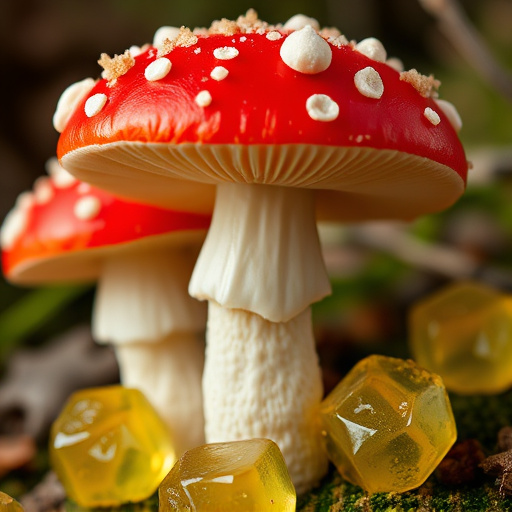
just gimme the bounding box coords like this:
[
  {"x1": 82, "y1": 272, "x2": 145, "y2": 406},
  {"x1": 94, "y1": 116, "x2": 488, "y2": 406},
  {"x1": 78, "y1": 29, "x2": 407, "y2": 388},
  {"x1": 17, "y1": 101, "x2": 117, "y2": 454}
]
[
  {"x1": 0, "y1": 325, "x2": 119, "y2": 440},
  {"x1": 418, "y1": 0, "x2": 512, "y2": 100},
  {"x1": 346, "y1": 222, "x2": 512, "y2": 290}
]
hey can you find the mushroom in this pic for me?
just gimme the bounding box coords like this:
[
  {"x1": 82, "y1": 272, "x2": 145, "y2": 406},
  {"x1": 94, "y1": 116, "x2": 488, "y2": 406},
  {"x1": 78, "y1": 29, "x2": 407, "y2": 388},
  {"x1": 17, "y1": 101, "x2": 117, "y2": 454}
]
[
  {"x1": 1, "y1": 159, "x2": 211, "y2": 455},
  {"x1": 53, "y1": 11, "x2": 468, "y2": 493}
]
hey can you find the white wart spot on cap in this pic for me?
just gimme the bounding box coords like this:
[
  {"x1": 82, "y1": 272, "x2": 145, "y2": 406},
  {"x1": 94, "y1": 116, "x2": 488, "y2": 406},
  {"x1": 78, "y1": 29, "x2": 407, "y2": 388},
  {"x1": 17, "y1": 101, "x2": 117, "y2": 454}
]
[
  {"x1": 283, "y1": 14, "x2": 320, "y2": 31},
  {"x1": 213, "y1": 47, "x2": 239, "y2": 60},
  {"x1": 195, "y1": 90, "x2": 212, "y2": 107},
  {"x1": 1, "y1": 206, "x2": 29, "y2": 250},
  {"x1": 435, "y1": 99, "x2": 462, "y2": 132},
  {"x1": 306, "y1": 94, "x2": 339, "y2": 122},
  {"x1": 266, "y1": 31, "x2": 282, "y2": 41},
  {"x1": 74, "y1": 196, "x2": 101, "y2": 220},
  {"x1": 129, "y1": 45, "x2": 144, "y2": 57},
  {"x1": 84, "y1": 94, "x2": 108, "y2": 117},
  {"x1": 34, "y1": 177, "x2": 54, "y2": 204},
  {"x1": 386, "y1": 57, "x2": 404, "y2": 73},
  {"x1": 280, "y1": 25, "x2": 332, "y2": 74},
  {"x1": 145, "y1": 57, "x2": 172, "y2": 81},
  {"x1": 46, "y1": 158, "x2": 77, "y2": 188},
  {"x1": 424, "y1": 107, "x2": 441, "y2": 125},
  {"x1": 16, "y1": 192, "x2": 34, "y2": 211},
  {"x1": 53, "y1": 78, "x2": 96, "y2": 133},
  {"x1": 354, "y1": 67, "x2": 384, "y2": 99},
  {"x1": 78, "y1": 182, "x2": 92, "y2": 194},
  {"x1": 153, "y1": 26, "x2": 181, "y2": 48},
  {"x1": 210, "y1": 66, "x2": 229, "y2": 81},
  {"x1": 355, "y1": 37, "x2": 387, "y2": 63}
]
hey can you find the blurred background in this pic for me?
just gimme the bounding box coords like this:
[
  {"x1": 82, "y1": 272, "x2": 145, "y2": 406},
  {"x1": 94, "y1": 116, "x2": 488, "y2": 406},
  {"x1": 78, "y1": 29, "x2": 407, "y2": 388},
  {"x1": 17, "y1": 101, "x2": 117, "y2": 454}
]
[{"x1": 0, "y1": 0, "x2": 511, "y2": 505}]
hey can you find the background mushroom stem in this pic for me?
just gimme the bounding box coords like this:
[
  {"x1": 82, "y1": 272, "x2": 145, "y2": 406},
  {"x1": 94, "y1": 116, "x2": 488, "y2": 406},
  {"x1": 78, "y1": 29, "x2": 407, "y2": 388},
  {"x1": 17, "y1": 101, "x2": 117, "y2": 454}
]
[
  {"x1": 92, "y1": 246, "x2": 206, "y2": 455},
  {"x1": 114, "y1": 333, "x2": 204, "y2": 456},
  {"x1": 204, "y1": 302, "x2": 327, "y2": 495}
]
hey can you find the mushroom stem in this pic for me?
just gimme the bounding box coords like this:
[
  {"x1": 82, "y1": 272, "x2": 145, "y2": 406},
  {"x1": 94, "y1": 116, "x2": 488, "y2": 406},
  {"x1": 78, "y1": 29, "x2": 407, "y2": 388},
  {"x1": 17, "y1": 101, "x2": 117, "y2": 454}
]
[
  {"x1": 92, "y1": 247, "x2": 206, "y2": 454},
  {"x1": 189, "y1": 183, "x2": 331, "y2": 491},
  {"x1": 114, "y1": 333, "x2": 205, "y2": 455},
  {"x1": 189, "y1": 183, "x2": 331, "y2": 322},
  {"x1": 204, "y1": 302, "x2": 327, "y2": 494}
]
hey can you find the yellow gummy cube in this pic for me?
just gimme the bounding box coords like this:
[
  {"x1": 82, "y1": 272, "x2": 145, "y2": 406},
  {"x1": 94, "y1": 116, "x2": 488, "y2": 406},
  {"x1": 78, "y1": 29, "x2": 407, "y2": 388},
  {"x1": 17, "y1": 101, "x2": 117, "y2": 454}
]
[
  {"x1": 319, "y1": 355, "x2": 456, "y2": 494},
  {"x1": 0, "y1": 492, "x2": 23, "y2": 512},
  {"x1": 159, "y1": 438, "x2": 296, "y2": 511},
  {"x1": 50, "y1": 385, "x2": 176, "y2": 507},
  {"x1": 410, "y1": 281, "x2": 512, "y2": 394}
]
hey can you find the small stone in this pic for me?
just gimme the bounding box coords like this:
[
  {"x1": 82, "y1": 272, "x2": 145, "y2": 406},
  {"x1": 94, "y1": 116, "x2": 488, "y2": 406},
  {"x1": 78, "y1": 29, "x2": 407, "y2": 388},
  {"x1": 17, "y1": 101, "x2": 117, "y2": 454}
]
[
  {"x1": 319, "y1": 355, "x2": 456, "y2": 494},
  {"x1": 436, "y1": 439, "x2": 485, "y2": 485},
  {"x1": 0, "y1": 492, "x2": 24, "y2": 512},
  {"x1": 50, "y1": 386, "x2": 176, "y2": 507},
  {"x1": 409, "y1": 281, "x2": 512, "y2": 394},
  {"x1": 159, "y1": 439, "x2": 296, "y2": 512},
  {"x1": 480, "y1": 450, "x2": 512, "y2": 495}
]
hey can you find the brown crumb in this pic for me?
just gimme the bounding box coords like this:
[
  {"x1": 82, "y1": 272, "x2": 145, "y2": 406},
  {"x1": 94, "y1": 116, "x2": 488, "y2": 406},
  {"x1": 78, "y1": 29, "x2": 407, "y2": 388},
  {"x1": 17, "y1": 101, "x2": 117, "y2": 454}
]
[
  {"x1": 158, "y1": 26, "x2": 198, "y2": 57},
  {"x1": 98, "y1": 50, "x2": 135, "y2": 85},
  {"x1": 399, "y1": 69, "x2": 441, "y2": 98},
  {"x1": 436, "y1": 439, "x2": 485, "y2": 485},
  {"x1": 235, "y1": 9, "x2": 269, "y2": 34},
  {"x1": 320, "y1": 27, "x2": 342, "y2": 39},
  {"x1": 209, "y1": 18, "x2": 240, "y2": 36}
]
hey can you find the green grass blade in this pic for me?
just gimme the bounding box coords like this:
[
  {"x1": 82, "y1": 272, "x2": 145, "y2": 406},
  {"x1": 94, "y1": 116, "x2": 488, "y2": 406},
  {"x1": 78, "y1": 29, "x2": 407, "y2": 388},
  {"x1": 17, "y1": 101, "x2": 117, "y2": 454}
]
[{"x1": 0, "y1": 285, "x2": 91, "y2": 358}]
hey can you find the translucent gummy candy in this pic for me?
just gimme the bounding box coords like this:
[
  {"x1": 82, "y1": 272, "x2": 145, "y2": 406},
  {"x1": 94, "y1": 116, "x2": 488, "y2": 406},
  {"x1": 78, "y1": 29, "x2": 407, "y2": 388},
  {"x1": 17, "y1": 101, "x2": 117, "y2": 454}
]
[
  {"x1": 50, "y1": 385, "x2": 176, "y2": 507},
  {"x1": 319, "y1": 355, "x2": 456, "y2": 494},
  {"x1": 410, "y1": 281, "x2": 512, "y2": 394},
  {"x1": 0, "y1": 492, "x2": 24, "y2": 512},
  {"x1": 159, "y1": 438, "x2": 296, "y2": 511}
]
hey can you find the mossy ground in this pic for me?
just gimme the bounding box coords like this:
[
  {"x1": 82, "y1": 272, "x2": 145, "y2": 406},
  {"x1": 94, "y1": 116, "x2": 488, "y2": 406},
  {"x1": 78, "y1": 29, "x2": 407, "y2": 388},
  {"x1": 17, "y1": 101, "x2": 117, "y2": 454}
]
[{"x1": 297, "y1": 470, "x2": 512, "y2": 512}]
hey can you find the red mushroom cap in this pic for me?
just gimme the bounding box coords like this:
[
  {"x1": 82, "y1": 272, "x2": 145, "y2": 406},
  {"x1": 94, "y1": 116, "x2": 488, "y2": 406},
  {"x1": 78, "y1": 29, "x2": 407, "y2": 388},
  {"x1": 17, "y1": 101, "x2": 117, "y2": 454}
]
[
  {"x1": 56, "y1": 14, "x2": 468, "y2": 221},
  {"x1": 1, "y1": 163, "x2": 211, "y2": 285}
]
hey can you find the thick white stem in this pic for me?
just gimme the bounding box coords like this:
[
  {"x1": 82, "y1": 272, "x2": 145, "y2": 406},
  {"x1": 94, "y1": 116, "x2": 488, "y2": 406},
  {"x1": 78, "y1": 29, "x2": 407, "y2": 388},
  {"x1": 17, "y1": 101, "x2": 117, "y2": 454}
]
[
  {"x1": 204, "y1": 302, "x2": 328, "y2": 494},
  {"x1": 189, "y1": 183, "x2": 331, "y2": 323},
  {"x1": 93, "y1": 247, "x2": 206, "y2": 344},
  {"x1": 115, "y1": 333, "x2": 205, "y2": 456}
]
